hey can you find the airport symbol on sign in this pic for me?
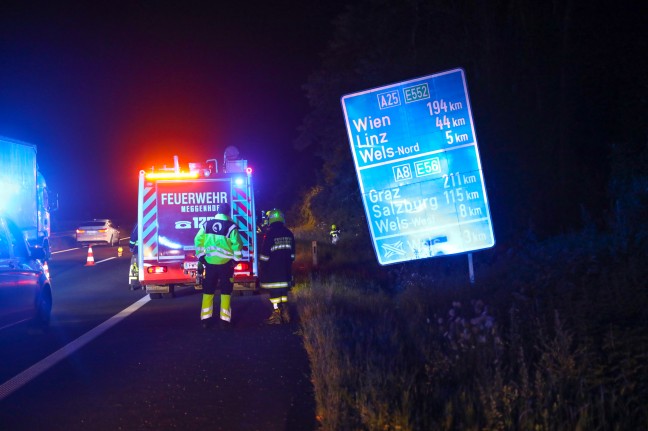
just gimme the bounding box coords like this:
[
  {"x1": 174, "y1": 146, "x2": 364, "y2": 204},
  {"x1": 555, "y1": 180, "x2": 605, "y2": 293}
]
[{"x1": 341, "y1": 68, "x2": 495, "y2": 265}]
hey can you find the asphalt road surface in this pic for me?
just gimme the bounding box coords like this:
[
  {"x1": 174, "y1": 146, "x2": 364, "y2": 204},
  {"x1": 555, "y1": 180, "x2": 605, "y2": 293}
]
[{"x1": 0, "y1": 234, "x2": 316, "y2": 431}]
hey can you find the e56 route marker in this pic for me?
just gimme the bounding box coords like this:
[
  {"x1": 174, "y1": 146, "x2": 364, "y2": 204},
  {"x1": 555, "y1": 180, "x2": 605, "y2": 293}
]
[{"x1": 341, "y1": 68, "x2": 495, "y2": 265}]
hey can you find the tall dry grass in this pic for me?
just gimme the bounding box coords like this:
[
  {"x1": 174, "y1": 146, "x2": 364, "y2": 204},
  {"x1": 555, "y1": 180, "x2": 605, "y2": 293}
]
[
  {"x1": 293, "y1": 227, "x2": 648, "y2": 430},
  {"x1": 293, "y1": 144, "x2": 647, "y2": 430}
]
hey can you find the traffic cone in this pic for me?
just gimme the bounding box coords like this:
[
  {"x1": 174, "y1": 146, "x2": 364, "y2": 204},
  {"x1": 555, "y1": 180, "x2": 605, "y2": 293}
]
[
  {"x1": 117, "y1": 246, "x2": 123, "y2": 257},
  {"x1": 85, "y1": 246, "x2": 95, "y2": 266},
  {"x1": 43, "y1": 261, "x2": 51, "y2": 279}
]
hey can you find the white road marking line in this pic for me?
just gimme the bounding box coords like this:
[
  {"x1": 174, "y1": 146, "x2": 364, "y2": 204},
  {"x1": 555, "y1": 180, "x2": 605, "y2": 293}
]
[
  {"x1": 52, "y1": 248, "x2": 81, "y2": 254},
  {"x1": 0, "y1": 295, "x2": 151, "y2": 401},
  {"x1": 51, "y1": 240, "x2": 126, "y2": 255},
  {"x1": 94, "y1": 257, "x2": 117, "y2": 264}
]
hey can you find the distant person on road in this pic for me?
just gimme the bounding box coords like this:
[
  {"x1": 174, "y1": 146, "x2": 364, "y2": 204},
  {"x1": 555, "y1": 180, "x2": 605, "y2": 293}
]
[
  {"x1": 259, "y1": 208, "x2": 295, "y2": 324},
  {"x1": 129, "y1": 223, "x2": 138, "y2": 253},
  {"x1": 257, "y1": 210, "x2": 271, "y2": 235},
  {"x1": 194, "y1": 202, "x2": 242, "y2": 329},
  {"x1": 330, "y1": 224, "x2": 341, "y2": 245},
  {"x1": 128, "y1": 223, "x2": 141, "y2": 290}
]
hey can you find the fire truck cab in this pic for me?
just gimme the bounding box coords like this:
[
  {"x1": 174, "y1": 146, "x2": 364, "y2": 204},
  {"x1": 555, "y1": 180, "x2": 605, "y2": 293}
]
[{"x1": 136, "y1": 148, "x2": 258, "y2": 298}]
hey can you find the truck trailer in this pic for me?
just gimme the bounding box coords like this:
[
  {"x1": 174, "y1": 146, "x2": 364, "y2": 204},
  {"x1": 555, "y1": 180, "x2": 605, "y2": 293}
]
[
  {"x1": 136, "y1": 149, "x2": 258, "y2": 298},
  {"x1": 0, "y1": 136, "x2": 57, "y2": 260}
]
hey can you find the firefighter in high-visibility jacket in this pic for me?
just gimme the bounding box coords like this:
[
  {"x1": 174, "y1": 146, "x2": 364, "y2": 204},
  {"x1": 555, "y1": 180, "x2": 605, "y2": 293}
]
[
  {"x1": 194, "y1": 202, "x2": 243, "y2": 328},
  {"x1": 259, "y1": 209, "x2": 295, "y2": 324},
  {"x1": 128, "y1": 224, "x2": 141, "y2": 290}
]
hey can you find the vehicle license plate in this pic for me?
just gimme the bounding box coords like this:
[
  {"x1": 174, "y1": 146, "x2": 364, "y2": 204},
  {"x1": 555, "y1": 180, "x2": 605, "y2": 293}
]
[
  {"x1": 147, "y1": 285, "x2": 170, "y2": 293},
  {"x1": 184, "y1": 261, "x2": 198, "y2": 270}
]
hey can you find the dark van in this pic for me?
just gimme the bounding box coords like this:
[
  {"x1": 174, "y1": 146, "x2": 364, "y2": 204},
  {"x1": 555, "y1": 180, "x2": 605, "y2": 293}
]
[{"x1": 0, "y1": 215, "x2": 52, "y2": 331}]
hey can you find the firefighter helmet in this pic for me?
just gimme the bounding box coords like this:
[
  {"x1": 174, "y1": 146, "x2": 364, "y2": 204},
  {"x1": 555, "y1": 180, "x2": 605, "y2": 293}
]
[
  {"x1": 217, "y1": 202, "x2": 231, "y2": 215},
  {"x1": 267, "y1": 208, "x2": 285, "y2": 224}
]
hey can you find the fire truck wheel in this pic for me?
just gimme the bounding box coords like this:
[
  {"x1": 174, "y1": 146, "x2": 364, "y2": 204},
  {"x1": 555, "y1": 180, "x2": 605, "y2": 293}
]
[
  {"x1": 149, "y1": 293, "x2": 163, "y2": 299},
  {"x1": 162, "y1": 285, "x2": 176, "y2": 299}
]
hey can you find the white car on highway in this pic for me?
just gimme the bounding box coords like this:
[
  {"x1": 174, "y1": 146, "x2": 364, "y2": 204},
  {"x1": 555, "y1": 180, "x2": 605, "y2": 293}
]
[{"x1": 75, "y1": 219, "x2": 120, "y2": 246}]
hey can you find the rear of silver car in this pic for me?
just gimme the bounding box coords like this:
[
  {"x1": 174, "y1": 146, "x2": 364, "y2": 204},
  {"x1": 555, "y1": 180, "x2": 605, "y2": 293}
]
[{"x1": 76, "y1": 220, "x2": 116, "y2": 245}]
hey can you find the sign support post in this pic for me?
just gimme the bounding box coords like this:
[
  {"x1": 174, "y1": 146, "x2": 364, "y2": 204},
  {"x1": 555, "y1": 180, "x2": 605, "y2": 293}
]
[{"x1": 468, "y1": 253, "x2": 475, "y2": 285}]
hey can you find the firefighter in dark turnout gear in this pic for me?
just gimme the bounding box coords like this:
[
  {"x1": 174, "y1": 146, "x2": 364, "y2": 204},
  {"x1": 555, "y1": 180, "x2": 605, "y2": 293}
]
[
  {"x1": 194, "y1": 202, "x2": 243, "y2": 328},
  {"x1": 259, "y1": 209, "x2": 295, "y2": 324}
]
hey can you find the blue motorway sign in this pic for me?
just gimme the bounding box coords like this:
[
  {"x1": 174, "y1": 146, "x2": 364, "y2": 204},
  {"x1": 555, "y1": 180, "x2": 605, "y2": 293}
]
[{"x1": 341, "y1": 68, "x2": 495, "y2": 265}]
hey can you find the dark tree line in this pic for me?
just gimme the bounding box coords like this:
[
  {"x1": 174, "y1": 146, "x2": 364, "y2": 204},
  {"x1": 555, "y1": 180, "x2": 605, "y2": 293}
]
[{"x1": 293, "y1": 0, "x2": 647, "y2": 243}]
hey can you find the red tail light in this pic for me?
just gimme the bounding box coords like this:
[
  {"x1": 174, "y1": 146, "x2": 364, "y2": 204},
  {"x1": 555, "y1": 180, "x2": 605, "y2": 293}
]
[
  {"x1": 147, "y1": 266, "x2": 168, "y2": 274},
  {"x1": 234, "y1": 262, "x2": 249, "y2": 272}
]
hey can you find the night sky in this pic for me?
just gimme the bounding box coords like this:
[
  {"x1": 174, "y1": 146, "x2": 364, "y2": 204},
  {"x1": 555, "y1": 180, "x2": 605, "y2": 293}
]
[{"x1": 1, "y1": 1, "x2": 345, "y2": 223}]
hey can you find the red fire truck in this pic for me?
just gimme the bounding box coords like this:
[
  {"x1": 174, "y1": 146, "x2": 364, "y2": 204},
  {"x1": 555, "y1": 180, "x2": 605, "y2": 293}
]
[{"x1": 135, "y1": 148, "x2": 258, "y2": 298}]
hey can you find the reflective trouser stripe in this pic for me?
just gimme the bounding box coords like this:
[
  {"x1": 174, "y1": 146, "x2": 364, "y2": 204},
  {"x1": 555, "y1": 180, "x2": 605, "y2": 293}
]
[
  {"x1": 220, "y1": 294, "x2": 231, "y2": 322},
  {"x1": 201, "y1": 294, "x2": 214, "y2": 320},
  {"x1": 220, "y1": 308, "x2": 231, "y2": 322},
  {"x1": 129, "y1": 263, "x2": 138, "y2": 280}
]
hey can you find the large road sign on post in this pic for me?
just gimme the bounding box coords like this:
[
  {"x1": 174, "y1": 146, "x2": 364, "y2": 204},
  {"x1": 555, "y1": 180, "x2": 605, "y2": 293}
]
[{"x1": 341, "y1": 68, "x2": 495, "y2": 265}]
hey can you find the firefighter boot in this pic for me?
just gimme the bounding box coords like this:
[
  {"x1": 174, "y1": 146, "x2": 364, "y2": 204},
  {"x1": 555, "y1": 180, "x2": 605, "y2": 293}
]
[
  {"x1": 219, "y1": 294, "x2": 232, "y2": 329},
  {"x1": 265, "y1": 308, "x2": 282, "y2": 325},
  {"x1": 201, "y1": 294, "x2": 215, "y2": 328},
  {"x1": 279, "y1": 302, "x2": 291, "y2": 324}
]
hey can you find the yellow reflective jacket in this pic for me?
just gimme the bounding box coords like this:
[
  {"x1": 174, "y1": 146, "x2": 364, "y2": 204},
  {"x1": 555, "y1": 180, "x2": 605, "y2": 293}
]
[{"x1": 194, "y1": 214, "x2": 243, "y2": 265}]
